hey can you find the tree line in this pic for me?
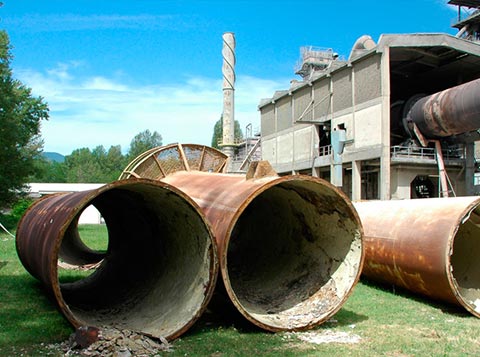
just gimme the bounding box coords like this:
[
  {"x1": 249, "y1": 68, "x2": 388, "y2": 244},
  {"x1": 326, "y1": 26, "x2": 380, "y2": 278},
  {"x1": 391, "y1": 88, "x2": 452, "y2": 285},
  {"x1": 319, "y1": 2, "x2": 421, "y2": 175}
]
[{"x1": 31, "y1": 129, "x2": 163, "y2": 184}]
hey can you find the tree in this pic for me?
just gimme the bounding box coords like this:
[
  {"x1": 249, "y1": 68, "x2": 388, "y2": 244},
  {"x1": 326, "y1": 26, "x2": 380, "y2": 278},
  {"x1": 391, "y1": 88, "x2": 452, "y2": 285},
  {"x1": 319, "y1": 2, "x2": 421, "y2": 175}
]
[
  {"x1": 211, "y1": 118, "x2": 223, "y2": 149},
  {"x1": 62, "y1": 145, "x2": 126, "y2": 183},
  {"x1": 104, "y1": 145, "x2": 127, "y2": 181},
  {"x1": 64, "y1": 148, "x2": 103, "y2": 183},
  {"x1": 211, "y1": 115, "x2": 244, "y2": 149},
  {"x1": 0, "y1": 31, "x2": 49, "y2": 207},
  {"x1": 92, "y1": 144, "x2": 127, "y2": 182},
  {"x1": 29, "y1": 131, "x2": 162, "y2": 184},
  {"x1": 53, "y1": 130, "x2": 163, "y2": 183},
  {"x1": 29, "y1": 157, "x2": 67, "y2": 183},
  {"x1": 127, "y1": 129, "x2": 163, "y2": 161}
]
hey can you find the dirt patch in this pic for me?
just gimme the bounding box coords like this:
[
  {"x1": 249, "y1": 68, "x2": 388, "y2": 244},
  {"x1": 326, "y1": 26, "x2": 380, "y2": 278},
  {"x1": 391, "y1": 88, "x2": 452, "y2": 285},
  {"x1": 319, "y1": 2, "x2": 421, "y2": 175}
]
[{"x1": 283, "y1": 330, "x2": 361, "y2": 345}]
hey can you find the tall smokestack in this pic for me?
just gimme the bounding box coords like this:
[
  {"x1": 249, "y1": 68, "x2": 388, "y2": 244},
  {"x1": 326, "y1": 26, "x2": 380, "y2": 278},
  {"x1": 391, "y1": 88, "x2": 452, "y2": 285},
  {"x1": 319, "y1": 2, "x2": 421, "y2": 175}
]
[{"x1": 221, "y1": 32, "x2": 236, "y2": 162}]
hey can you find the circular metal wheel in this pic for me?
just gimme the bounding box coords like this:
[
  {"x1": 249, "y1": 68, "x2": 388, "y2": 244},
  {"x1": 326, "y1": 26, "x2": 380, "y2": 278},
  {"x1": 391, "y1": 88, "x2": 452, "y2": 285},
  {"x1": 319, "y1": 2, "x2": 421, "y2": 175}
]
[{"x1": 120, "y1": 143, "x2": 228, "y2": 180}]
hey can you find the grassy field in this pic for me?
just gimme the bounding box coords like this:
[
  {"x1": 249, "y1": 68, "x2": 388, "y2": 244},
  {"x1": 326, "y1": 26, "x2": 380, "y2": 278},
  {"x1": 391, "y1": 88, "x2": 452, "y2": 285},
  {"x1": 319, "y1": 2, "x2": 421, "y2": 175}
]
[{"x1": 1, "y1": 225, "x2": 480, "y2": 356}]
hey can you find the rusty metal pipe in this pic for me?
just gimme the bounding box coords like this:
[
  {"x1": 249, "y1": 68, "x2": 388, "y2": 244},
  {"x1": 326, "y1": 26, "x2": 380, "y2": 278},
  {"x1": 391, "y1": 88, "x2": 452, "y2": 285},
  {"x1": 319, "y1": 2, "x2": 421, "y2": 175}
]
[
  {"x1": 354, "y1": 197, "x2": 480, "y2": 317},
  {"x1": 16, "y1": 179, "x2": 218, "y2": 340},
  {"x1": 162, "y1": 170, "x2": 364, "y2": 331},
  {"x1": 407, "y1": 78, "x2": 480, "y2": 138}
]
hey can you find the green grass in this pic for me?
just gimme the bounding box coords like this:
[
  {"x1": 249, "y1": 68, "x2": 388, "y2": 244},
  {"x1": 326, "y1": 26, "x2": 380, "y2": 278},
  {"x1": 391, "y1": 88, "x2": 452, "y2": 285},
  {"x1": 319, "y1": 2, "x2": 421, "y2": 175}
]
[
  {"x1": 72, "y1": 224, "x2": 109, "y2": 252},
  {"x1": 0, "y1": 231, "x2": 71, "y2": 356},
  {"x1": 1, "y1": 226, "x2": 480, "y2": 356}
]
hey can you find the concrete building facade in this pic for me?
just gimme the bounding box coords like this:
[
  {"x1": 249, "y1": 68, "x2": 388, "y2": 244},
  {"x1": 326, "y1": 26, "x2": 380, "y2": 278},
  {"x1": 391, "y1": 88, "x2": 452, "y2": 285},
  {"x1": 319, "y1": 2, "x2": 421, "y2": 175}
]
[{"x1": 259, "y1": 33, "x2": 480, "y2": 200}]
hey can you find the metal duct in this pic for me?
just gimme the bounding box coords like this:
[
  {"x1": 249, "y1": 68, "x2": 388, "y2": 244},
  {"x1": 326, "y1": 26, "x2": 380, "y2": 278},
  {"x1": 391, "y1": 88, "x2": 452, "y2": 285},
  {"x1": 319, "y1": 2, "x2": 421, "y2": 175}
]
[
  {"x1": 161, "y1": 168, "x2": 364, "y2": 331},
  {"x1": 405, "y1": 78, "x2": 480, "y2": 139},
  {"x1": 16, "y1": 179, "x2": 218, "y2": 340},
  {"x1": 348, "y1": 34, "x2": 376, "y2": 61},
  {"x1": 354, "y1": 197, "x2": 480, "y2": 317}
]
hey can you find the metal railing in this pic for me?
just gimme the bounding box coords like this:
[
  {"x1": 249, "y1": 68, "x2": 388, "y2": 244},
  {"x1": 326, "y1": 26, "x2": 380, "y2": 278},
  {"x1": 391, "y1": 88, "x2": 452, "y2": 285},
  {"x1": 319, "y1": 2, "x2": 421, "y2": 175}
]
[
  {"x1": 391, "y1": 145, "x2": 464, "y2": 161},
  {"x1": 217, "y1": 137, "x2": 247, "y2": 147},
  {"x1": 391, "y1": 146, "x2": 436, "y2": 160},
  {"x1": 316, "y1": 144, "x2": 464, "y2": 161}
]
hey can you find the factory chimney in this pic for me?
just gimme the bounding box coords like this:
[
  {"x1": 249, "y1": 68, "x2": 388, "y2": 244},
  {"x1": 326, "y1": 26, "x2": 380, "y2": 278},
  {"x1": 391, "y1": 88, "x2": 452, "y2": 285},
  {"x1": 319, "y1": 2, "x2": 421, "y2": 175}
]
[{"x1": 221, "y1": 32, "x2": 236, "y2": 163}]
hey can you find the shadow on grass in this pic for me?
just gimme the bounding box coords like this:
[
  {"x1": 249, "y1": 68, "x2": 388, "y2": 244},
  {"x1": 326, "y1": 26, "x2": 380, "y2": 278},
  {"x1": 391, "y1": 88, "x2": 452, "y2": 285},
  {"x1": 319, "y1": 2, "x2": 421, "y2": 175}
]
[
  {"x1": 326, "y1": 307, "x2": 369, "y2": 326},
  {"x1": 360, "y1": 277, "x2": 470, "y2": 318},
  {"x1": 0, "y1": 272, "x2": 72, "y2": 349},
  {"x1": 183, "y1": 287, "x2": 369, "y2": 340},
  {"x1": 186, "y1": 290, "x2": 259, "y2": 337}
]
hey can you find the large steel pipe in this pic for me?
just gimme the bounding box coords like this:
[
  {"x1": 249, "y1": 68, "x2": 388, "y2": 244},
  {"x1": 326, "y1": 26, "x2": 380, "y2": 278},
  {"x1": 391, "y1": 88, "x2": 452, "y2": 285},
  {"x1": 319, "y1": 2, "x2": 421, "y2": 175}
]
[
  {"x1": 407, "y1": 78, "x2": 480, "y2": 138},
  {"x1": 162, "y1": 170, "x2": 364, "y2": 331},
  {"x1": 354, "y1": 197, "x2": 480, "y2": 317},
  {"x1": 16, "y1": 179, "x2": 218, "y2": 340}
]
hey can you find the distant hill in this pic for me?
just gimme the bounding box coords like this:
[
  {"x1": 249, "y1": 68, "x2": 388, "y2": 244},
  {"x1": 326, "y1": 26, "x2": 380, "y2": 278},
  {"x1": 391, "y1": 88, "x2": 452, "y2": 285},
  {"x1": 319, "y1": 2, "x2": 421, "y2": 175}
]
[{"x1": 43, "y1": 152, "x2": 65, "y2": 163}]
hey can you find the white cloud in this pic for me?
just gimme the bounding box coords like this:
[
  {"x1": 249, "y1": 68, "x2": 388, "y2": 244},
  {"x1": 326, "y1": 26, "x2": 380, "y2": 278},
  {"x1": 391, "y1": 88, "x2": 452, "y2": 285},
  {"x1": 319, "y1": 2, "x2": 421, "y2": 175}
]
[
  {"x1": 82, "y1": 77, "x2": 129, "y2": 92},
  {"x1": 15, "y1": 63, "x2": 289, "y2": 155}
]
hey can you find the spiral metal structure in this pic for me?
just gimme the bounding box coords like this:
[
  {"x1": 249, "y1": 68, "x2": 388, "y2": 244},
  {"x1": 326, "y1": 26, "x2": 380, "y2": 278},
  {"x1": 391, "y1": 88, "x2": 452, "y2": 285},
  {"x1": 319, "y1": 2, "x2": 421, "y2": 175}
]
[{"x1": 221, "y1": 32, "x2": 236, "y2": 157}]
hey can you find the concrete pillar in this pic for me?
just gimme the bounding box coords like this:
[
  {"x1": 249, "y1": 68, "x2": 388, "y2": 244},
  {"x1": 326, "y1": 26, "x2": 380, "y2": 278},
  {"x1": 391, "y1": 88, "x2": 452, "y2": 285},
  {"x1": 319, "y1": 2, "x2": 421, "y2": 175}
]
[
  {"x1": 379, "y1": 46, "x2": 391, "y2": 200},
  {"x1": 466, "y1": 142, "x2": 475, "y2": 196},
  {"x1": 352, "y1": 160, "x2": 362, "y2": 201}
]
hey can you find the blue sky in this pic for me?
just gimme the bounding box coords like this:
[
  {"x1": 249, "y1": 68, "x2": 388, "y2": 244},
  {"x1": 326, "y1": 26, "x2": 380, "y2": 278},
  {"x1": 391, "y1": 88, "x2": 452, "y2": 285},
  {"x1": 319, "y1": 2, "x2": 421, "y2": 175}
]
[{"x1": 1, "y1": 0, "x2": 460, "y2": 155}]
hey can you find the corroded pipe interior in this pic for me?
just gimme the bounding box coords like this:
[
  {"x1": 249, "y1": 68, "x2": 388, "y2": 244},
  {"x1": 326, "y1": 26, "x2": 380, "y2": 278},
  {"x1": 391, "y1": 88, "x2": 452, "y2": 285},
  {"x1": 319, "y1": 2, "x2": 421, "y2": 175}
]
[
  {"x1": 59, "y1": 214, "x2": 106, "y2": 266},
  {"x1": 226, "y1": 179, "x2": 363, "y2": 330},
  {"x1": 451, "y1": 206, "x2": 480, "y2": 314},
  {"x1": 18, "y1": 181, "x2": 216, "y2": 340}
]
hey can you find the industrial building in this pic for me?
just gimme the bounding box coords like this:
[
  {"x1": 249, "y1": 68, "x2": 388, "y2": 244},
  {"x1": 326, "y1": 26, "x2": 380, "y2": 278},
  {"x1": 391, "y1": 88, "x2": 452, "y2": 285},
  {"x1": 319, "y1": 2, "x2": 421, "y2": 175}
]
[{"x1": 258, "y1": 0, "x2": 480, "y2": 200}]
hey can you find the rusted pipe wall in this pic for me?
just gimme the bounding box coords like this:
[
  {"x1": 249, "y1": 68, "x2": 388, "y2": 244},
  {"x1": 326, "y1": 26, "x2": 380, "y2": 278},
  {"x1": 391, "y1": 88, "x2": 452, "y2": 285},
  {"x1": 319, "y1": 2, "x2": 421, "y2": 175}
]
[
  {"x1": 16, "y1": 179, "x2": 218, "y2": 340},
  {"x1": 354, "y1": 197, "x2": 480, "y2": 317},
  {"x1": 162, "y1": 170, "x2": 364, "y2": 331},
  {"x1": 407, "y1": 77, "x2": 480, "y2": 138}
]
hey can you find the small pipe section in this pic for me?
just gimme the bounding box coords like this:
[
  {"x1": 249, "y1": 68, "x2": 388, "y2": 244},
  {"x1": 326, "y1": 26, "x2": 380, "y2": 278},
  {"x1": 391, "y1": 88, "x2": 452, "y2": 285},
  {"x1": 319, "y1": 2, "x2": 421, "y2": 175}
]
[
  {"x1": 16, "y1": 179, "x2": 218, "y2": 340},
  {"x1": 354, "y1": 197, "x2": 480, "y2": 317},
  {"x1": 162, "y1": 170, "x2": 364, "y2": 331}
]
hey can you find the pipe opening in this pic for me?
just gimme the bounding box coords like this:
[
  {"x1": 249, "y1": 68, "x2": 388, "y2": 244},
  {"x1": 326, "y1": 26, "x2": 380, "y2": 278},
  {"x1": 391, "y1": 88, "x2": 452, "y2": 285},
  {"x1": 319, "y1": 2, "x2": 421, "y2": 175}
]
[
  {"x1": 226, "y1": 179, "x2": 362, "y2": 330},
  {"x1": 76, "y1": 223, "x2": 109, "y2": 253},
  {"x1": 451, "y1": 206, "x2": 480, "y2": 315},
  {"x1": 57, "y1": 183, "x2": 216, "y2": 339},
  {"x1": 59, "y1": 217, "x2": 108, "y2": 268},
  {"x1": 58, "y1": 223, "x2": 108, "y2": 284}
]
